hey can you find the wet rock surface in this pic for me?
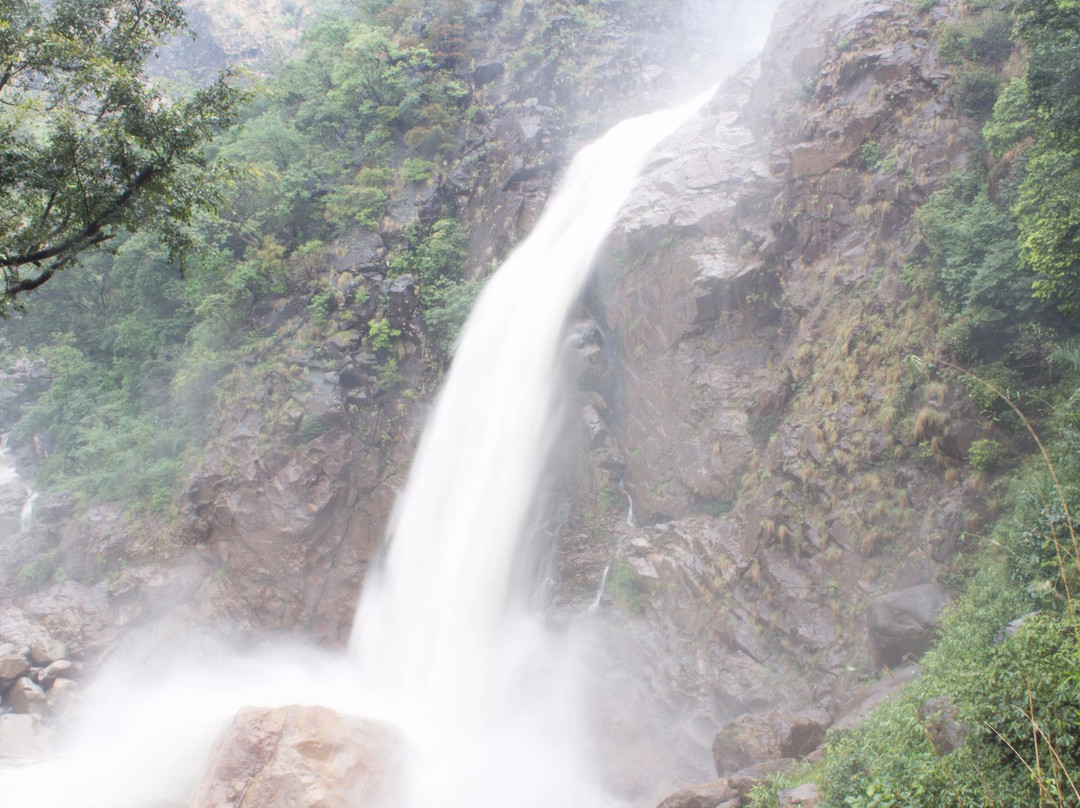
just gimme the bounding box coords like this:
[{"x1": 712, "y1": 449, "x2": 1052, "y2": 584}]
[{"x1": 190, "y1": 705, "x2": 402, "y2": 808}]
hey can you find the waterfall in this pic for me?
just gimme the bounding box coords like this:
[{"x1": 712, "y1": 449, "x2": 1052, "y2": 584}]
[
  {"x1": 0, "y1": 90, "x2": 711, "y2": 808},
  {"x1": 350, "y1": 90, "x2": 713, "y2": 807},
  {"x1": 0, "y1": 433, "x2": 18, "y2": 486},
  {"x1": 20, "y1": 490, "x2": 38, "y2": 532},
  {"x1": 1, "y1": 432, "x2": 36, "y2": 533}
]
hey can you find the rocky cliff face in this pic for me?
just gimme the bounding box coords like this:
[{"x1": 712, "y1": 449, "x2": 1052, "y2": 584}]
[{"x1": 554, "y1": 0, "x2": 992, "y2": 799}]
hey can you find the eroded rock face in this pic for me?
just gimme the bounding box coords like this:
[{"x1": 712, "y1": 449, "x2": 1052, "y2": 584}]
[{"x1": 190, "y1": 705, "x2": 401, "y2": 808}]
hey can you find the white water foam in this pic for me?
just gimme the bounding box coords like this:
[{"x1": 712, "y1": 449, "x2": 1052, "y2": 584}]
[{"x1": 0, "y1": 433, "x2": 19, "y2": 487}]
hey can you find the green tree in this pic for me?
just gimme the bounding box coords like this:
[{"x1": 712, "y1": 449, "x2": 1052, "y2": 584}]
[{"x1": 0, "y1": 0, "x2": 245, "y2": 313}]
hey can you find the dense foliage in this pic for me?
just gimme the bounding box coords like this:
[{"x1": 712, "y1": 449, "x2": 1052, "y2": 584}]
[
  {"x1": 2, "y1": 0, "x2": 625, "y2": 510},
  {"x1": 0, "y1": 0, "x2": 244, "y2": 312}
]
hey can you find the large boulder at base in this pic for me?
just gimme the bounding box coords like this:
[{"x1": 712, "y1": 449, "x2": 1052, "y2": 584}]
[
  {"x1": 867, "y1": 583, "x2": 951, "y2": 667},
  {"x1": 190, "y1": 705, "x2": 401, "y2": 808}
]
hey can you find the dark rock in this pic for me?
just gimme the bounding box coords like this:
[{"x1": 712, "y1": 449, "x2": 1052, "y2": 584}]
[
  {"x1": 474, "y1": 61, "x2": 505, "y2": 86},
  {"x1": 918, "y1": 695, "x2": 969, "y2": 755},
  {"x1": 385, "y1": 274, "x2": 419, "y2": 332},
  {"x1": 582, "y1": 404, "x2": 611, "y2": 449},
  {"x1": 867, "y1": 583, "x2": 951, "y2": 667},
  {"x1": 712, "y1": 709, "x2": 831, "y2": 775}
]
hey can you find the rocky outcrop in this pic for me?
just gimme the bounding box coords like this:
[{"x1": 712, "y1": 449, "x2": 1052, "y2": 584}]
[
  {"x1": 711, "y1": 709, "x2": 831, "y2": 776},
  {"x1": 190, "y1": 706, "x2": 401, "y2": 808},
  {"x1": 867, "y1": 583, "x2": 951, "y2": 667}
]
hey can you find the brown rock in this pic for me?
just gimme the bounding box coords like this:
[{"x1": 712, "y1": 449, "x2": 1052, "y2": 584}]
[
  {"x1": 45, "y1": 677, "x2": 80, "y2": 715},
  {"x1": 190, "y1": 705, "x2": 401, "y2": 808},
  {"x1": 29, "y1": 634, "x2": 68, "y2": 665},
  {"x1": 0, "y1": 642, "x2": 28, "y2": 681},
  {"x1": 655, "y1": 779, "x2": 736, "y2": 808},
  {"x1": 6, "y1": 676, "x2": 46, "y2": 715},
  {"x1": 37, "y1": 658, "x2": 74, "y2": 687}
]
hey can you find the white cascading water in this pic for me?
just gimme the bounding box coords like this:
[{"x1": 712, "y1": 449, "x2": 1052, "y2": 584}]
[
  {"x1": 1, "y1": 432, "x2": 36, "y2": 532},
  {"x1": 0, "y1": 433, "x2": 17, "y2": 486},
  {"x1": 349, "y1": 89, "x2": 714, "y2": 807}
]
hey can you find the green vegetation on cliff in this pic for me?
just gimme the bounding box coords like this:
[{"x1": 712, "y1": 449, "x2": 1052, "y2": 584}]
[{"x1": 753, "y1": 1, "x2": 1080, "y2": 805}]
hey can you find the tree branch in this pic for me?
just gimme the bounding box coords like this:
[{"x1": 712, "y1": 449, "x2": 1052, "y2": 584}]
[{"x1": 1, "y1": 164, "x2": 161, "y2": 269}]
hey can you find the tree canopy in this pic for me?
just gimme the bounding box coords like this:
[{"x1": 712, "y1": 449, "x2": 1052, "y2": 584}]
[{"x1": 0, "y1": 0, "x2": 244, "y2": 314}]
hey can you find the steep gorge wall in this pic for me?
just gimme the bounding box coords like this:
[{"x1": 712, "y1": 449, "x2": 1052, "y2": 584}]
[{"x1": 557, "y1": 0, "x2": 997, "y2": 799}]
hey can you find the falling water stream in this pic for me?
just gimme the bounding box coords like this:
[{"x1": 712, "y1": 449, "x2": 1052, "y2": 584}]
[
  {"x1": 0, "y1": 433, "x2": 37, "y2": 533},
  {"x1": 350, "y1": 89, "x2": 714, "y2": 808},
  {"x1": 0, "y1": 89, "x2": 711, "y2": 807}
]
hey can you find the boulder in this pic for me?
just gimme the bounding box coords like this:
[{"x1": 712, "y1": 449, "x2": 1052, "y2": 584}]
[
  {"x1": 190, "y1": 705, "x2": 401, "y2": 808},
  {"x1": 384, "y1": 274, "x2": 418, "y2": 332},
  {"x1": 867, "y1": 583, "x2": 951, "y2": 667},
  {"x1": 655, "y1": 779, "x2": 736, "y2": 808},
  {"x1": 37, "y1": 658, "x2": 74, "y2": 687},
  {"x1": 918, "y1": 695, "x2": 969, "y2": 755},
  {"x1": 712, "y1": 709, "x2": 832, "y2": 775},
  {"x1": 0, "y1": 642, "x2": 28, "y2": 680},
  {"x1": 29, "y1": 634, "x2": 68, "y2": 665},
  {"x1": 6, "y1": 676, "x2": 47, "y2": 714},
  {"x1": 779, "y1": 782, "x2": 821, "y2": 806},
  {"x1": 45, "y1": 677, "x2": 80, "y2": 715}
]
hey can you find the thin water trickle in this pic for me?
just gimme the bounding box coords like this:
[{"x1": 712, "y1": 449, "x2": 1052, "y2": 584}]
[
  {"x1": 0, "y1": 433, "x2": 19, "y2": 487},
  {"x1": 1, "y1": 432, "x2": 37, "y2": 533},
  {"x1": 20, "y1": 490, "x2": 38, "y2": 532}
]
